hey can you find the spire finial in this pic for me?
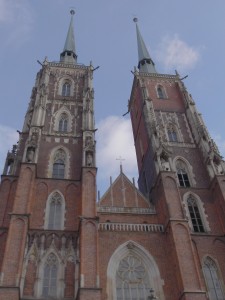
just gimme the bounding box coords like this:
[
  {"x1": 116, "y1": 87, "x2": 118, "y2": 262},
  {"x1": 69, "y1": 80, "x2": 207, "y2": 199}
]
[
  {"x1": 116, "y1": 156, "x2": 125, "y2": 173},
  {"x1": 60, "y1": 10, "x2": 77, "y2": 64},
  {"x1": 133, "y1": 18, "x2": 157, "y2": 74}
]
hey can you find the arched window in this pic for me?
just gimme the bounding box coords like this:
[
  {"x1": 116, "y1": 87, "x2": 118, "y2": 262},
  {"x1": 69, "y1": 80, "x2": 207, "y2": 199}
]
[
  {"x1": 176, "y1": 160, "x2": 191, "y2": 187},
  {"x1": 58, "y1": 113, "x2": 68, "y2": 132},
  {"x1": 62, "y1": 82, "x2": 71, "y2": 96},
  {"x1": 48, "y1": 192, "x2": 63, "y2": 229},
  {"x1": 53, "y1": 159, "x2": 65, "y2": 179},
  {"x1": 177, "y1": 168, "x2": 190, "y2": 187},
  {"x1": 187, "y1": 195, "x2": 204, "y2": 232},
  {"x1": 203, "y1": 257, "x2": 224, "y2": 300},
  {"x1": 167, "y1": 126, "x2": 178, "y2": 142},
  {"x1": 107, "y1": 241, "x2": 165, "y2": 300},
  {"x1": 116, "y1": 254, "x2": 151, "y2": 299},
  {"x1": 52, "y1": 149, "x2": 66, "y2": 179},
  {"x1": 42, "y1": 254, "x2": 58, "y2": 297},
  {"x1": 157, "y1": 85, "x2": 166, "y2": 99}
]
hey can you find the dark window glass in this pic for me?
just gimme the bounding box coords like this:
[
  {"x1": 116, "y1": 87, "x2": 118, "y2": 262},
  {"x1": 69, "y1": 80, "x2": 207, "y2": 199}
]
[
  {"x1": 62, "y1": 83, "x2": 71, "y2": 96},
  {"x1": 52, "y1": 159, "x2": 65, "y2": 179},
  {"x1": 157, "y1": 87, "x2": 165, "y2": 99},
  {"x1": 177, "y1": 169, "x2": 190, "y2": 187},
  {"x1": 168, "y1": 130, "x2": 178, "y2": 142},
  {"x1": 187, "y1": 197, "x2": 204, "y2": 233},
  {"x1": 58, "y1": 113, "x2": 68, "y2": 132}
]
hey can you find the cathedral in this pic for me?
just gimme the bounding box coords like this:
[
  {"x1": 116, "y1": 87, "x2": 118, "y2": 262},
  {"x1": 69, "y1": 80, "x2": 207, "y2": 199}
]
[{"x1": 0, "y1": 10, "x2": 225, "y2": 300}]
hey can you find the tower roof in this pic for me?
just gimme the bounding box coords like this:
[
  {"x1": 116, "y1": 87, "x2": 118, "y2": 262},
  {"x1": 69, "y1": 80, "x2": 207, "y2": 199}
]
[
  {"x1": 133, "y1": 18, "x2": 157, "y2": 74},
  {"x1": 60, "y1": 10, "x2": 77, "y2": 64}
]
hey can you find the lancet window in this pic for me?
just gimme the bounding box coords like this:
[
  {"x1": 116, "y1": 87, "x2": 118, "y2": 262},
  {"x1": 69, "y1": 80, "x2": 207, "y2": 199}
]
[
  {"x1": 157, "y1": 85, "x2": 166, "y2": 99},
  {"x1": 62, "y1": 82, "x2": 71, "y2": 96},
  {"x1": 47, "y1": 192, "x2": 63, "y2": 230},
  {"x1": 203, "y1": 257, "x2": 224, "y2": 300},
  {"x1": 176, "y1": 160, "x2": 191, "y2": 187},
  {"x1": 52, "y1": 149, "x2": 66, "y2": 179},
  {"x1": 187, "y1": 195, "x2": 204, "y2": 232},
  {"x1": 42, "y1": 254, "x2": 58, "y2": 297},
  {"x1": 58, "y1": 113, "x2": 68, "y2": 132},
  {"x1": 167, "y1": 125, "x2": 178, "y2": 142}
]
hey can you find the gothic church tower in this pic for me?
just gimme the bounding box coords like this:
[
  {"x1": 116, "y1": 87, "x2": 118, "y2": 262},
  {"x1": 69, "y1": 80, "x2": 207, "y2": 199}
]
[
  {"x1": 128, "y1": 18, "x2": 225, "y2": 300},
  {"x1": 0, "y1": 11, "x2": 100, "y2": 300},
  {"x1": 0, "y1": 11, "x2": 225, "y2": 300}
]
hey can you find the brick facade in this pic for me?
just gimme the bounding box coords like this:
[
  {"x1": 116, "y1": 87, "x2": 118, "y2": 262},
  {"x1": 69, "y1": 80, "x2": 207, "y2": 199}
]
[{"x1": 0, "y1": 12, "x2": 225, "y2": 300}]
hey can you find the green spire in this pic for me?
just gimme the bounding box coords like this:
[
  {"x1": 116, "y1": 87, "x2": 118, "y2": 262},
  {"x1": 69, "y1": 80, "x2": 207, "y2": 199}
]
[
  {"x1": 60, "y1": 10, "x2": 77, "y2": 64},
  {"x1": 133, "y1": 18, "x2": 157, "y2": 74}
]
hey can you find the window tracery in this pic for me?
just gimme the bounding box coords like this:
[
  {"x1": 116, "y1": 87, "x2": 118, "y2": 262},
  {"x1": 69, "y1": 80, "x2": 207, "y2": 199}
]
[
  {"x1": 203, "y1": 257, "x2": 224, "y2": 300},
  {"x1": 176, "y1": 160, "x2": 191, "y2": 187},
  {"x1": 167, "y1": 124, "x2": 178, "y2": 142},
  {"x1": 116, "y1": 255, "x2": 150, "y2": 299},
  {"x1": 58, "y1": 113, "x2": 68, "y2": 132},
  {"x1": 187, "y1": 195, "x2": 204, "y2": 232},
  {"x1": 48, "y1": 192, "x2": 63, "y2": 230},
  {"x1": 42, "y1": 253, "x2": 58, "y2": 298},
  {"x1": 62, "y1": 82, "x2": 71, "y2": 96},
  {"x1": 156, "y1": 85, "x2": 166, "y2": 99},
  {"x1": 52, "y1": 149, "x2": 66, "y2": 179},
  {"x1": 44, "y1": 191, "x2": 65, "y2": 230}
]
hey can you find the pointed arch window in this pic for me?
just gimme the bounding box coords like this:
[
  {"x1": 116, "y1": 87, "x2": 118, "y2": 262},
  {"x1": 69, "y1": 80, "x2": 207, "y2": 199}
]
[
  {"x1": 52, "y1": 149, "x2": 66, "y2": 179},
  {"x1": 187, "y1": 195, "x2": 204, "y2": 232},
  {"x1": 42, "y1": 253, "x2": 58, "y2": 297},
  {"x1": 116, "y1": 254, "x2": 151, "y2": 299},
  {"x1": 58, "y1": 113, "x2": 68, "y2": 132},
  {"x1": 203, "y1": 257, "x2": 224, "y2": 300},
  {"x1": 48, "y1": 192, "x2": 63, "y2": 229},
  {"x1": 177, "y1": 168, "x2": 190, "y2": 187},
  {"x1": 167, "y1": 125, "x2": 178, "y2": 142},
  {"x1": 62, "y1": 82, "x2": 71, "y2": 96},
  {"x1": 157, "y1": 85, "x2": 166, "y2": 99},
  {"x1": 53, "y1": 159, "x2": 65, "y2": 179}
]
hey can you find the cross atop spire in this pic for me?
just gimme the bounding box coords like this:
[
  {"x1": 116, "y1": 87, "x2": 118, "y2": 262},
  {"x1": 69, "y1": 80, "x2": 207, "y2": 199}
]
[
  {"x1": 60, "y1": 10, "x2": 77, "y2": 64},
  {"x1": 133, "y1": 18, "x2": 157, "y2": 74},
  {"x1": 116, "y1": 156, "x2": 125, "y2": 173}
]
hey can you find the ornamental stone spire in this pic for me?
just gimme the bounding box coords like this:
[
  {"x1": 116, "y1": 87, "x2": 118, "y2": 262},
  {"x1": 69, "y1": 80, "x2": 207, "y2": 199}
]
[
  {"x1": 133, "y1": 18, "x2": 157, "y2": 74},
  {"x1": 60, "y1": 10, "x2": 77, "y2": 64}
]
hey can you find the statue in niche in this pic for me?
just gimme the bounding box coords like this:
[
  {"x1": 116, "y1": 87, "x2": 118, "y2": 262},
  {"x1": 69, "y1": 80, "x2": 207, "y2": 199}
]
[
  {"x1": 86, "y1": 152, "x2": 93, "y2": 167},
  {"x1": 26, "y1": 146, "x2": 35, "y2": 163},
  {"x1": 85, "y1": 136, "x2": 93, "y2": 149},
  {"x1": 160, "y1": 151, "x2": 170, "y2": 171},
  {"x1": 213, "y1": 156, "x2": 224, "y2": 175}
]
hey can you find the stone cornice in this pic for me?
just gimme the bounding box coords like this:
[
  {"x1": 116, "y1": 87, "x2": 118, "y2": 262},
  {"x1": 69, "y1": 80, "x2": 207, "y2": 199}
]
[
  {"x1": 136, "y1": 72, "x2": 179, "y2": 80},
  {"x1": 49, "y1": 61, "x2": 89, "y2": 70}
]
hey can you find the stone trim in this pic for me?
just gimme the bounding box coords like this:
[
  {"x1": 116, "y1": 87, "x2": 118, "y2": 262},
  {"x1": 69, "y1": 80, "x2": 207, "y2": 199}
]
[
  {"x1": 98, "y1": 223, "x2": 164, "y2": 233},
  {"x1": 97, "y1": 206, "x2": 155, "y2": 214}
]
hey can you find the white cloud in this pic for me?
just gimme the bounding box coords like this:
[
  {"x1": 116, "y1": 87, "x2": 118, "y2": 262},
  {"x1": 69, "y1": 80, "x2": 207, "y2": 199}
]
[
  {"x1": 156, "y1": 34, "x2": 200, "y2": 72},
  {"x1": 0, "y1": 0, "x2": 33, "y2": 47},
  {"x1": 96, "y1": 116, "x2": 138, "y2": 193},
  {"x1": 0, "y1": 125, "x2": 18, "y2": 173}
]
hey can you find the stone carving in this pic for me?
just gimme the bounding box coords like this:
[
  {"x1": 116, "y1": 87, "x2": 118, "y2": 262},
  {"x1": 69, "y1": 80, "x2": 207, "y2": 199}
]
[
  {"x1": 86, "y1": 152, "x2": 93, "y2": 167},
  {"x1": 26, "y1": 147, "x2": 35, "y2": 163},
  {"x1": 160, "y1": 152, "x2": 170, "y2": 171},
  {"x1": 126, "y1": 241, "x2": 134, "y2": 250}
]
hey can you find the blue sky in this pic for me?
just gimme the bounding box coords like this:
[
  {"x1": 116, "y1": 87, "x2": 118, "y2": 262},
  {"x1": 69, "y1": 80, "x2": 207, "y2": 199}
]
[{"x1": 0, "y1": 0, "x2": 224, "y2": 194}]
